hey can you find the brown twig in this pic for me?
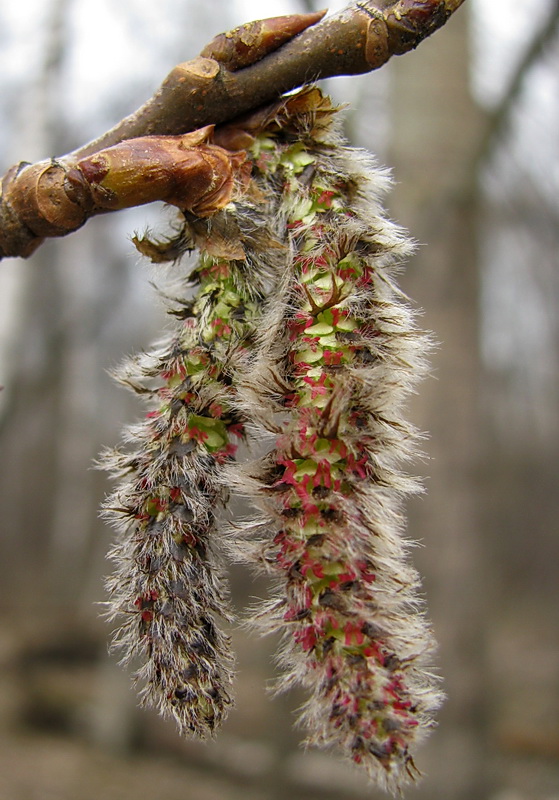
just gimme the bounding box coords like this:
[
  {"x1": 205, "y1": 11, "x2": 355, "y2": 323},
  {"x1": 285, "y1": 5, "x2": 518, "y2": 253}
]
[
  {"x1": 74, "y1": 1, "x2": 464, "y2": 159},
  {"x1": 0, "y1": 129, "x2": 247, "y2": 259},
  {"x1": 0, "y1": 1, "x2": 466, "y2": 261}
]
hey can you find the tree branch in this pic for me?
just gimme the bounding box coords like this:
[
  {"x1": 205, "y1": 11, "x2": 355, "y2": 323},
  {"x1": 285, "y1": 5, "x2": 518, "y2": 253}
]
[
  {"x1": 74, "y1": 0, "x2": 464, "y2": 158},
  {"x1": 0, "y1": 0, "x2": 466, "y2": 261}
]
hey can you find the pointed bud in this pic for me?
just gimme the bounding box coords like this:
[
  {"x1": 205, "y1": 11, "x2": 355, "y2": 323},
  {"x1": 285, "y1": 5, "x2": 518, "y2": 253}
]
[{"x1": 200, "y1": 11, "x2": 327, "y2": 71}]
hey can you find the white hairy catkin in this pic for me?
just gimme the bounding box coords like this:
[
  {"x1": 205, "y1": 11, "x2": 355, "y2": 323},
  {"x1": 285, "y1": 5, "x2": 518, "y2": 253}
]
[
  {"x1": 100, "y1": 169, "x2": 285, "y2": 736},
  {"x1": 225, "y1": 88, "x2": 444, "y2": 793},
  {"x1": 100, "y1": 87, "x2": 443, "y2": 792}
]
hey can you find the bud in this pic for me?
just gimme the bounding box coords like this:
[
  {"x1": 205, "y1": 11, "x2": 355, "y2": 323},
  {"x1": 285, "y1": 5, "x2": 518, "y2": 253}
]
[{"x1": 200, "y1": 12, "x2": 327, "y2": 71}]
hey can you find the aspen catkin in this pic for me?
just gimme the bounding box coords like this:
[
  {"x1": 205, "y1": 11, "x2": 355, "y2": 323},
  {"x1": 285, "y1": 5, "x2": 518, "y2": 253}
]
[
  {"x1": 100, "y1": 161, "x2": 284, "y2": 737},
  {"x1": 227, "y1": 88, "x2": 443, "y2": 793},
  {"x1": 100, "y1": 87, "x2": 443, "y2": 793}
]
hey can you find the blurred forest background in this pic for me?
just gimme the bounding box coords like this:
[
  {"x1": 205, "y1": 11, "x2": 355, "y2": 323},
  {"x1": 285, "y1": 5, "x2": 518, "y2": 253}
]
[{"x1": 0, "y1": 1, "x2": 558, "y2": 798}]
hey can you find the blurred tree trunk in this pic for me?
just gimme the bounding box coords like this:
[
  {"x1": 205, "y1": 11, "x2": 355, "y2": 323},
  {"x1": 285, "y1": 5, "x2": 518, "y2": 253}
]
[
  {"x1": 0, "y1": 0, "x2": 71, "y2": 609},
  {"x1": 388, "y1": 8, "x2": 489, "y2": 799},
  {"x1": 475, "y1": 7, "x2": 559, "y2": 792}
]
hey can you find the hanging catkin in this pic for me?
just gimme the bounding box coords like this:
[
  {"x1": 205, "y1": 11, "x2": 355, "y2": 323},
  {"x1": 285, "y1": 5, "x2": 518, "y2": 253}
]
[
  {"x1": 226, "y1": 88, "x2": 443, "y2": 793},
  {"x1": 100, "y1": 146, "x2": 285, "y2": 736},
  {"x1": 100, "y1": 86, "x2": 442, "y2": 792}
]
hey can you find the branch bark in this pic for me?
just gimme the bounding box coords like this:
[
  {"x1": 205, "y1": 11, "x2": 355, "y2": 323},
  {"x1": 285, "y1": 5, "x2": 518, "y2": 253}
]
[{"x1": 0, "y1": 0, "x2": 466, "y2": 261}]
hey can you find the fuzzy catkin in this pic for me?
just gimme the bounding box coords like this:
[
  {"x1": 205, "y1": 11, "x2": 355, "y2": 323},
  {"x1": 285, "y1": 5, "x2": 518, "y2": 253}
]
[
  {"x1": 100, "y1": 171, "x2": 284, "y2": 736},
  {"x1": 100, "y1": 86, "x2": 443, "y2": 792},
  {"x1": 226, "y1": 89, "x2": 444, "y2": 793}
]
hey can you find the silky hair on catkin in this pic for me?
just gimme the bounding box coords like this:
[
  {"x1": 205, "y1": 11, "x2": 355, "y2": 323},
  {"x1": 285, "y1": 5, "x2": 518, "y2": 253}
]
[{"x1": 101, "y1": 87, "x2": 443, "y2": 795}]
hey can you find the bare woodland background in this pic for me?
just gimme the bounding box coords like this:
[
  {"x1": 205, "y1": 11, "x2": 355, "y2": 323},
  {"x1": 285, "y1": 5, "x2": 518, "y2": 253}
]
[{"x1": 0, "y1": 1, "x2": 558, "y2": 798}]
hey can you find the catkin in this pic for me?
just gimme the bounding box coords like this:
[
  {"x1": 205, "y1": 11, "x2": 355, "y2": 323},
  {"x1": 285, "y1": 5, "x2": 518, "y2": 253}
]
[
  {"x1": 100, "y1": 87, "x2": 443, "y2": 792},
  {"x1": 100, "y1": 163, "x2": 284, "y2": 736},
  {"x1": 226, "y1": 88, "x2": 443, "y2": 793}
]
